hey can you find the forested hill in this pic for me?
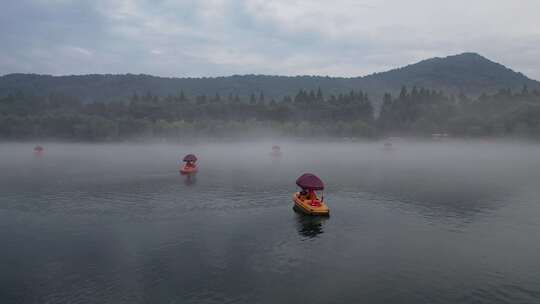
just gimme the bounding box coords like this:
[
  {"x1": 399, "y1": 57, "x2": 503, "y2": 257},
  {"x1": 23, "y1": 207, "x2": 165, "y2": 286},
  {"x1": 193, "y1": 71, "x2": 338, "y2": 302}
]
[
  {"x1": 1, "y1": 53, "x2": 538, "y2": 104},
  {"x1": 363, "y1": 53, "x2": 539, "y2": 97}
]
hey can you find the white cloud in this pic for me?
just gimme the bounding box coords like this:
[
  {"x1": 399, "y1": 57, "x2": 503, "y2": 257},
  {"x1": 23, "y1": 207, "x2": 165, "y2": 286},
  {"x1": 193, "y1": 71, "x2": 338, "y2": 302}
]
[
  {"x1": 65, "y1": 46, "x2": 93, "y2": 57},
  {"x1": 1, "y1": 0, "x2": 540, "y2": 78}
]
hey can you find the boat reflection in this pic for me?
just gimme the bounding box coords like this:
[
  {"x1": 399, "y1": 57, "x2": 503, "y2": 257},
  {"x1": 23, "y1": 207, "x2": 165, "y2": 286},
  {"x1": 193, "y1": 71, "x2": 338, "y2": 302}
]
[
  {"x1": 184, "y1": 174, "x2": 197, "y2": 186},
  {"x1": 293, "y1": 208, "x2": 328, "y2": 238}
]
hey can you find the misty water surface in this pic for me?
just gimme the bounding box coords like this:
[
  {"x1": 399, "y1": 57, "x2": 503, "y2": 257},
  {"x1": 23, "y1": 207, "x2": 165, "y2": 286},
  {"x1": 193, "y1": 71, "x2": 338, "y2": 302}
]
[{"x1": 1, "y1": 141, "x2": 540, "y2": 304}]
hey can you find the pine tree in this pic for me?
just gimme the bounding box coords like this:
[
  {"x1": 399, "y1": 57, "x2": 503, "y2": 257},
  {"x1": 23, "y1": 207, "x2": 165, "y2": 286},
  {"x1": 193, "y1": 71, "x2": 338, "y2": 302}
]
[
  {"x1": 522, "y1": 85, "x2": 529, "y2": 96},
  {"x1": 399, "y1": 86, "x2": 408, "y2": 99},
  {"x1": 309, "y1": 90, "x2": 316, "y2": 102},
  {"x1": 316, "y1": 87, "x2": 323, "y2": 101},
  {"x1": 179, "y1": 90, "x2": 186, "y2": 102},
  {"x1": 131, "y1": 93, "x2": 139, "y2": 102},
  {"x1": 411, "y1": 86, "x2": 419, "y2": 99}
]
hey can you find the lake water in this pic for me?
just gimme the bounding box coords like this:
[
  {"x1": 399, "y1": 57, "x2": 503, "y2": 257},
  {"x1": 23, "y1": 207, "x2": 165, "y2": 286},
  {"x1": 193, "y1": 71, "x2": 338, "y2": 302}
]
[{"x1": 1, "y1": 141, "x2": 540, "y2": 304}]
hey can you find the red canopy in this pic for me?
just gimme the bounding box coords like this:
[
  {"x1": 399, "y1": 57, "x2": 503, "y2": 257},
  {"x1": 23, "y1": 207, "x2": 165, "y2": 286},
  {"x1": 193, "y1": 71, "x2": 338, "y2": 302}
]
[
  {"x1": 296, "y1": 173, "x2": 324, "y2": 190},
  {"x1": 183, "y1": 154, "x2": 197, "y2": 162}
]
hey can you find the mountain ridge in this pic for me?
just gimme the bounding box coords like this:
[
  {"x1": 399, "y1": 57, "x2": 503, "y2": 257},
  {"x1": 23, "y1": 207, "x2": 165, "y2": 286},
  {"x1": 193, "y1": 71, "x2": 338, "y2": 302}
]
[{"x1": 1, "y1": 52, "x2": 538, "y2": 104}]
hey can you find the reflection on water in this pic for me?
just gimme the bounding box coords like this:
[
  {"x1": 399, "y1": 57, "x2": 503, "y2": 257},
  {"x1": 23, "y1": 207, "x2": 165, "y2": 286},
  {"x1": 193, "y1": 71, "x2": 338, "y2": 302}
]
[
  {"x1": 1, "y1": 142, "x2": 540, "y2": 304},
  {"x1": 294, "y1": 209, "x2": 327, "y2": 238},
  {"x1": 183, "y1": 174, "x2": 197, "y2": 186}
]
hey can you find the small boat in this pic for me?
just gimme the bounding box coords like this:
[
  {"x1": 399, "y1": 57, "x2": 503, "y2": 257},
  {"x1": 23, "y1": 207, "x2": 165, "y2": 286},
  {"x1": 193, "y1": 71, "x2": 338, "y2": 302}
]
[
  {"x1": 180, "y1": 154, "x2": 198, "y2": 175},
  {"x1": 382, "y1": 142, "x2": 394, "y2": 151},
  {"x1": 293, "y1": 173, "x2": 329, "y2": 216},
  {"x1": 33, "y1": 145, "x2": 44, "y2": 157},
  {"x1": 270, "y1": 145, "x2": 282, "y2": 157}
]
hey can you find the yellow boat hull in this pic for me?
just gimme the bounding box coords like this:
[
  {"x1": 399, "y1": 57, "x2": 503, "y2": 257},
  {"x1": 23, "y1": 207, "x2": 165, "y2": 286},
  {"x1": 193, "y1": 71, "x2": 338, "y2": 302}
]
[{"x1": 292, "y1": 192, "x2": 329, "y2": 216}]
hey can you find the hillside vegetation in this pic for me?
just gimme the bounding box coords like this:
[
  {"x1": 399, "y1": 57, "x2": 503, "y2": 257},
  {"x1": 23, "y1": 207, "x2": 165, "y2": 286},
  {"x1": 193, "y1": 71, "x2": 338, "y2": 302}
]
[
  {"x1": 2, "y1": 85, "x2": 540, "y2": 141},
  {"x1": 1, "y1": 53, "x2": 538, "y2": 106}
]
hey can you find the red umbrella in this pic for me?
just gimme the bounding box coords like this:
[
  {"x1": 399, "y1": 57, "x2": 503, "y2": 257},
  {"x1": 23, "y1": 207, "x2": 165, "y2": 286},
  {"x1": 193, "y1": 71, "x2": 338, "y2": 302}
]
[
  {"x1": 296, "y1": 173, "x2": 324, "y2": 190},
  {"x1": 34, "y1": 145, "x2": 44, "y2": 152},
  {"x1": 272, "y1": 145, "x2": 280, "y2": 151},
  {"x1": 183, "y1": 154, "x2": 197, "y2": 162}
]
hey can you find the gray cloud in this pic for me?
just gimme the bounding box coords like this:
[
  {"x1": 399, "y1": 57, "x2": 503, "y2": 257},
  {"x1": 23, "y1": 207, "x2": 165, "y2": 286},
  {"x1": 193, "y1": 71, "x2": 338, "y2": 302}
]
[{"x1": 1, "y1": 0, "x2": 539, "y2": 79}]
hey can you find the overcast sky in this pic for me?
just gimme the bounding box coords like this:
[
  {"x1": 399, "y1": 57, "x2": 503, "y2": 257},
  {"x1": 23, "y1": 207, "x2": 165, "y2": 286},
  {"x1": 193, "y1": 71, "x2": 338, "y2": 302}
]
[{"x1": 1, "y1": 0, "x2": 539, "y2": 79}]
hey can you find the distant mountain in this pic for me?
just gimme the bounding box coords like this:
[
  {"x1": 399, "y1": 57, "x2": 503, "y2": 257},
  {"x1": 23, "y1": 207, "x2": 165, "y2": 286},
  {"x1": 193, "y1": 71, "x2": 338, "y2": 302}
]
[
  {"x1": 363, "y1": 53, "x2": 539, "y2": 97},
  {"x1": 1, "y1": 53, "x2": 538, "y2": 104}
]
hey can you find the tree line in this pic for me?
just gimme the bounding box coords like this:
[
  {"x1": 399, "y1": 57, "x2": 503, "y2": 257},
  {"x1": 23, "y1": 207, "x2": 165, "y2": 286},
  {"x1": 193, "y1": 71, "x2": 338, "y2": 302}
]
[{"x1": 1, "y1": 86, "x2": 540, "y2": 141}]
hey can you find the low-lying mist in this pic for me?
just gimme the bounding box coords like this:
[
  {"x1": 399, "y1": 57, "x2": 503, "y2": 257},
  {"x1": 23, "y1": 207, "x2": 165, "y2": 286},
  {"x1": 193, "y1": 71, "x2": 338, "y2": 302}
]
[{"x1": 2, "y1": 139, "x2": 540, "y2": 214}]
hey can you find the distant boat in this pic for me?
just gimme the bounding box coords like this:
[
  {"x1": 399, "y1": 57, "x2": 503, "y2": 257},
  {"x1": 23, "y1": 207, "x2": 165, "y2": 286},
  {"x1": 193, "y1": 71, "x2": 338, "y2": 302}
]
[
  {"x1": 431, "y1": 133, "x2": 449, "y2": 141},
  {"x1": 180, "y1": 154, "x2": 198, "y2": 175},
  {"x1": 33, "y1": 145, "x2": 44, "y2": 157},
  {"x1": 382, "y1": 142, "x2": 394, "y2": 151},
  {"x1": 270, "y1": 145, "x2": 282, "y2": 157}
]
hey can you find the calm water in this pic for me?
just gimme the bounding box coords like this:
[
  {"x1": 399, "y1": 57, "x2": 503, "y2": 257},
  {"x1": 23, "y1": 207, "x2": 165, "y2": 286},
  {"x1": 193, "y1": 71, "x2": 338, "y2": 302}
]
[{"x1": 1, "y1": 142, "x2": 540, "y2": 304}]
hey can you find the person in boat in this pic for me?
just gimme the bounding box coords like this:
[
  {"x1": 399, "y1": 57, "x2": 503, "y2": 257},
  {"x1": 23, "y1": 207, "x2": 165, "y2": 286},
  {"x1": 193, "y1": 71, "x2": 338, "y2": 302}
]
[
  {"x1": 300, "y1": 188, "x2": 320, "y2": 201},
  {"x1": 307, "y1": 190, "x2": 317, "y2": 201},
  {"x1": 182, "y1": 154, "x2": 198, "y2": 166}
]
